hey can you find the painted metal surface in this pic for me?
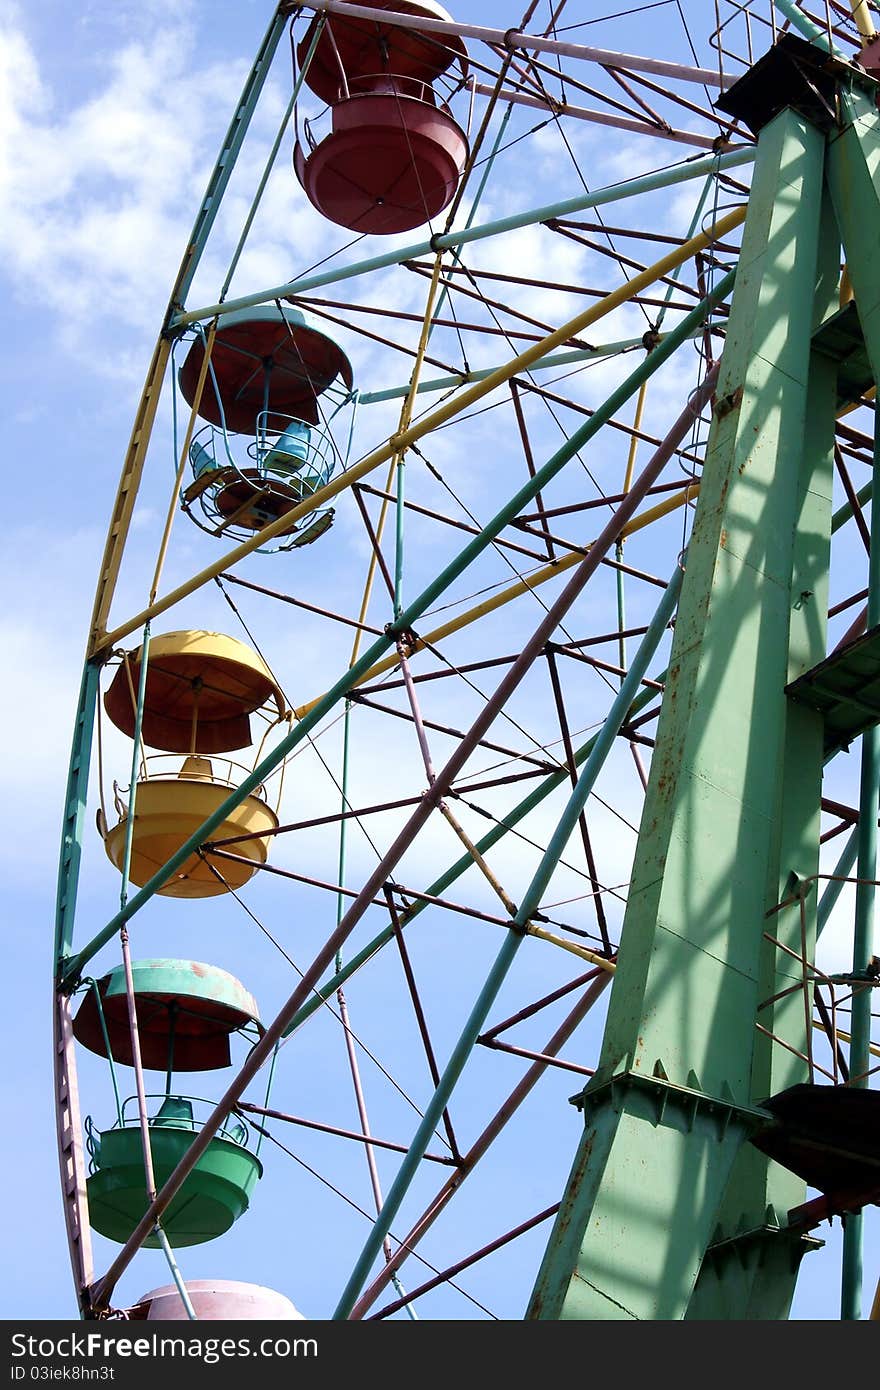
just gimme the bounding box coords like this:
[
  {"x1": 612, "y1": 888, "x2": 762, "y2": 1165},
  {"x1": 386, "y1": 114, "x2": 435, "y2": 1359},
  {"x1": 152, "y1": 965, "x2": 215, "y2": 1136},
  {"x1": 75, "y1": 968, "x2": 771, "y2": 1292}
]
[
  {"x1": 823, "y1": 78, "x2": 880, "y2": 1320},
  {"x1": 787, "y1": 623, "x2": 880, "y2": 756},
  {"x1": 686, "y1": 170, "x2": 841, "y2": 1319},
  {"x1": 341, "y1": 559, "x2": 686, "y2": 1319},
  {"x1": 73, "y1": 959, "x2": 261, "y2": 1072},
  {"x1": 294, "y1": 92, "x2": 468, "y2": 234},
  {"x1": 303, "y1": 1, "x2": 724, "y2": 88},
  {"x1": 54, "y1": 994, "x2": 94, "y2": 1312},
  {"x1": 103, "y1": 629, "x2": 285, "y2": 754},
  {"x1": 292, "y1": 0, "x2": 468, "y2": 234},
  {"x1": 135, "y1": 1280, "x2": 305, "y2": 1320},
  {"x1": 85, "y1": 273, "x2": 729, "y2": 1312},
  {"x1": 102, "y1": 772, "x2": 278, "y2": 898},
  {"x1": 54, "y1": 663, "x2": 101, "y2": 967},
  {"x1": 177, "y1": 305, "x2": 353, "y2": 433},
  {"x1": 64, "y1": 265, "x2": 734, "y2": 992},
  {"x1": 99, "y1": 212, "x2": 742, "y2": 655},
  {"x1": 53, "y1": 666, "x2": 101, "y2": 1313},
  {"x1": 86, "y1": 1123, "x2": 262, "y2": 1247},
  {"x1": 297, "y1": 0, "x2": 466, "y2": 105},
  {"x1": 51, "y1": 4, "x2": 880, "y2": 1323}
]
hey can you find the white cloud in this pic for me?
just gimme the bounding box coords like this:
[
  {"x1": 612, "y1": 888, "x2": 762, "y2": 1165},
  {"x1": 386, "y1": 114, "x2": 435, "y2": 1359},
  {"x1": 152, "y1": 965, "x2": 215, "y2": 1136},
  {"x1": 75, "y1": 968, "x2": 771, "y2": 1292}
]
[{"x1": 0, "y1": 9, "x2": 241, "y2": 347}]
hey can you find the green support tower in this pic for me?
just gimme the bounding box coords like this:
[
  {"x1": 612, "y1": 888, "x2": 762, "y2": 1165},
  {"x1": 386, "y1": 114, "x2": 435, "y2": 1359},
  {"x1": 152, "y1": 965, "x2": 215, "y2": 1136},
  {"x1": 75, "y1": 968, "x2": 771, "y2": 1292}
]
[{"x1": 528, "y1": 36, "x2": 880, "y2": 1322}]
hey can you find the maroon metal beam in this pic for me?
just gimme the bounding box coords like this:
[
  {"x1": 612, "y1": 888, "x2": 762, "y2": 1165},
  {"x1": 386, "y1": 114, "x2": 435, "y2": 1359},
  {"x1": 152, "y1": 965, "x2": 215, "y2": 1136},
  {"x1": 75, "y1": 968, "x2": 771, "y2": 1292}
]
[
  {"x1": 834, "y1": 445, "x2": 871, "y2": 554},
  {"x1": 518, "y1": 476, "x2": 693, "y2": 522},
  {"x1": 476, "y1": 1035, "x2": 596, "y2": 1076},
  {"x1": 349, "y1": 970, "x2": 612, "y2": 1317},
  {"x1": 511, "y1": 379, "x2": 555, "y2": 563},
  {"x1": 368, "y1": 1203, "x2": 561, "y2": 1320},
  {"x1": 203, "y1": 847, "x2": 521, "y2": 930},
  {"x1": 348, "y1": 691, "x2": 559, "y2": 774},
  {"x1": 481, "y1": 966, "x2": 603, "y2": 1040},
  {"x1": 235, "y1": 1101, "x2": 458, "y2": 1164},
  {"x1": 289, "y1": 296, "x2": 459, "y2": 375},
  {"x1": 385, "y1": 887, "x2": 462, "y2": 1162},
  {"x1": 209, "y1": 767, "x2": 548, "y2": 847},
  {"x1": 351, "y1": 484, "x2": 397, "y2": 601},
  {"x1": 829, "y1": 588, "x2": 869, "y2": 619},
  {"x1": 218, "y1": 571, "x2": 385, "y2": 637},
  {"x1": 513, "y1": 375, "x2": 709, "y2": 469},
  {"x1": 356, "y1": 482, "x2": 550, "y2": 564},
  {"x1": 545, "y1": 647, "x2": 611, "y2": 950}
]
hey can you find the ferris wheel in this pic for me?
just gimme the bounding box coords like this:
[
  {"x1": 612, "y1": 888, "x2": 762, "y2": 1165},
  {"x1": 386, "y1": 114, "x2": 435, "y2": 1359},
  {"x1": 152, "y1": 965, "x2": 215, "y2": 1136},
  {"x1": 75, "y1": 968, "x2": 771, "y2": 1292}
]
[{"x1": 53, "y1": 0, "x2": 880, "y2": 1321}]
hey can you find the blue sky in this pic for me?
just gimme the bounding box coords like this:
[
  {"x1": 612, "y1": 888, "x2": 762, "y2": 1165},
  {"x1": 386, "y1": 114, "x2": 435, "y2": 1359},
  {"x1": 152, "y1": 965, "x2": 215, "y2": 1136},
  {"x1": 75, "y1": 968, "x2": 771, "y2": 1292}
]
[{"x1": 1, "y1": 0, "x2": 878, "y2": 1322}]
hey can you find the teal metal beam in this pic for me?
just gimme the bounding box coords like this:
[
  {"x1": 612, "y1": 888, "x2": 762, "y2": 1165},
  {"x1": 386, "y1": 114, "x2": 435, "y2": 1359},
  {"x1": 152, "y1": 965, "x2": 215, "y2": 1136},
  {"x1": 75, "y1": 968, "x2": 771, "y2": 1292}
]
[
  {"x1": 818, "y1": 828, "x2": 860, "y2": 935},
  {"x1": 774, "y1": 0, "x2": 839, "y2": 55},
  {"x1": 528, "y1": 105, "x2": 829, "y2": 1321},
  {"x1": 357, "y1": 330, "x2": 708, "y2": 406},
  {"x1": 170, "y1": 148, "x2": 754, "y2": 330},
  {"x1": 61, "y1": 272, "x2": 731, "y2": 991},
  {"x1": 166, "y1": 3, "x2": 289, "y2": 316},
  {"x1": 54, "y1": 662, "x2": 102, "y2": 970},
  {"x1": 218, "y1": 15, "x2": 327, "y2": 303},
  {"x1": 832, "y1": 478, "x2": 873, "y2": 536}
]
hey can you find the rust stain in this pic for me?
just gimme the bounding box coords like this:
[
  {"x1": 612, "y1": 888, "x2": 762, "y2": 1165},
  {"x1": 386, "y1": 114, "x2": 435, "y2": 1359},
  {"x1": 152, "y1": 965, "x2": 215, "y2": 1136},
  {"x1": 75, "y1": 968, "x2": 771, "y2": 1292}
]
[{"x1": 714, "y1": 384, "x2": 743, "y2": 419}]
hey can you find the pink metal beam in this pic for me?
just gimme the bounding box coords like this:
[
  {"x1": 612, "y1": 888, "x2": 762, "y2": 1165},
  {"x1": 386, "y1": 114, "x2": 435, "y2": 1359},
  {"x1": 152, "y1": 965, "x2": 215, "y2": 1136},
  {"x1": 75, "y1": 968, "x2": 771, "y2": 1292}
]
[
  {"x1": 472, "y1": 82, "x2": 728, "y2": 151},
  {"x1": 301, "y1": 2, "x2": 727, "y2": 86}
]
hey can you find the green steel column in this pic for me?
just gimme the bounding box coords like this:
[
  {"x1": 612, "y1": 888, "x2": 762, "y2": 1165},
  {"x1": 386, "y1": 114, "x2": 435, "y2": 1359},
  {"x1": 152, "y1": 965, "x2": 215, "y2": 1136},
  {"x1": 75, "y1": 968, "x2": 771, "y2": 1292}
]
[
  {"x1": 826, "y1": 88, "x2": 880, "y2": 376},
  {"x1": 686, "y1": 182, "x2": 841, "y2": 1320},
  {"x1": 528, "y1": 106, "x2": 828, "y2": 1321},
  {"x1": 825, "y1": 81, "x2": 880, "y2": 1320}
]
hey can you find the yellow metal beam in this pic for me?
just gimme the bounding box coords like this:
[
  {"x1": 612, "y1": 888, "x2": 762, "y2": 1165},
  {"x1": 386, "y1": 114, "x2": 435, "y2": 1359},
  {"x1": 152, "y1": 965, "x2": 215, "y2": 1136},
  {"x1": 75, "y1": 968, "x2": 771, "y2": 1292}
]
[
  {"x1": 622, "y1": 378, "x2": 649, "y2": 494},
  {"x1": 850, "y1": 1, "x2": 876, "y2": 39},
  {"x1": 811, "y1": 1018, "x2": 880, "y2": 1061},
  {"x1": 96, "y1": 206, "x2": 744, "y2": 655},
  {"x1": 349, "y1": 257, "x2": 444, "y2": 666},
  {"x1": 149, "y1": 321, "x2": 217, "y2": 607},
  {"x1": 88, "y1": 337, "x2": 172, "y2": 655},
  {"x1": 527, "y1": 925, "x2": 617, "y2": 970}
]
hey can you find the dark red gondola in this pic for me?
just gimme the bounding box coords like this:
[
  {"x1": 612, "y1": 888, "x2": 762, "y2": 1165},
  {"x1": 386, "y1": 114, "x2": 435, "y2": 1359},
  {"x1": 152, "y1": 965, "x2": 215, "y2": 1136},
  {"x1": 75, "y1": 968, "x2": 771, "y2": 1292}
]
[{"x1": 293, "y1": 1, "x2": 469, "y2": 234}]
